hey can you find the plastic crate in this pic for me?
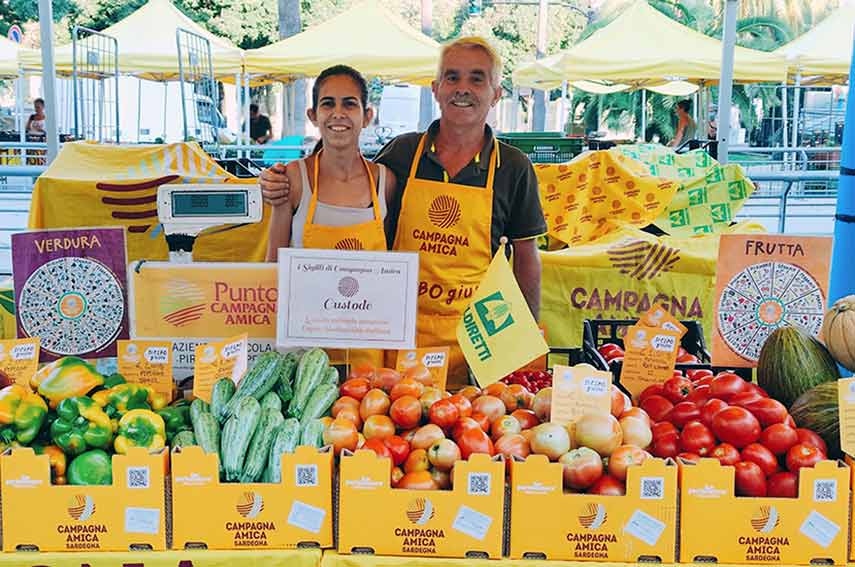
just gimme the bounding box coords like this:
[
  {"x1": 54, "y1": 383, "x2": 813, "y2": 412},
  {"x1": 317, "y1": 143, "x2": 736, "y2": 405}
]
[{"x1": 497, "y1": 135, "x2": 585, "y2": 164}]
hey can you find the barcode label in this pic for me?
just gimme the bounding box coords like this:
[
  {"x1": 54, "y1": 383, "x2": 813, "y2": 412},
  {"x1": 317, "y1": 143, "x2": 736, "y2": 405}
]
[
  {"x1": 127, "y1": 466, "x2": 150, "y2": 489},
  {"x1": 813, "y1": 479, "x2": 837, "y2": 502},
  {"x1": 467, "y1": 473, "x2": 491, "y2": 496},
  {"x1": 296, "y1": 464, "x2": 318, "y2": 487},
  {"x1": 640, "y1": 477, "x2": 664, "y2": 500}
]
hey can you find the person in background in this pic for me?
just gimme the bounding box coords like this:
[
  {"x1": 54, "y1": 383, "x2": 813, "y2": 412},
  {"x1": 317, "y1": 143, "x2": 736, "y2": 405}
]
[
  {"x1": 26, "y1": 98, "x2": 46, "y2": 136},
  {"x1": 250, "y1": 103, "x2": 272, "y2": 144},
  {"x1": 668, "y1": 99, "x2": 696, "y2": 149}
]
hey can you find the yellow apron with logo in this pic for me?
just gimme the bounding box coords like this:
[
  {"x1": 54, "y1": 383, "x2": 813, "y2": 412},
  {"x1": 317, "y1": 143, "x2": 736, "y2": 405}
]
[
  {"x1": 392, "y1": 135, "x2": 496, "y2": 387},
  {"x1": 303, "y1": 152, "x2": 386, "y2": 369}
]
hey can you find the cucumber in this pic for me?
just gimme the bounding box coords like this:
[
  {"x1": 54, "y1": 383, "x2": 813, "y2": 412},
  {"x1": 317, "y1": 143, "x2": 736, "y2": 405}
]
[
  {"x1": 189, "y1": 398, "x2": 210, "y2": 424},
  {"x1": 276, "y1": 352, "x2": 299, "y2": 405},
  {"x1": 288, "y1": 348, "x2": 330, "y2": 419},
  {"x1": 260, "y1": 391, "x2": 282, "y2": 413},
  {"x1": 192, "y1": 411, "x2": 220, "y2": 457},
  {"x1": 267, "y1": 419, "x2": 301, "y2": 483},
  {"x1": 221, "y1": 396, "x2": 262, "y2": 481},
  {"x1": 173, "y1": 430, "x2": 196, "y2": 448},
  {"x1": 300, "y1": 383, "x2": 339, "y2": 426},
  {"x1": 240, "y1": 409, "x2": 285, "y2": 483},
  {"x1": 210, "y1": 378, "x2": 236, "y2": 423},
  {"x1": 222, "y1": 352, "x2": 286, "y2": 421},
  {"x1": 321, "y1": 366, "x2": 340, "y2": 387},
  {"x1": 300, "y1": 418, "x2": 325, "y2": 448}
]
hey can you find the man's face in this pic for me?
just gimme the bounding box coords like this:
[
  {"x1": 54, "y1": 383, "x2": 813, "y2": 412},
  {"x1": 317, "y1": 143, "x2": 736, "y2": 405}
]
[
  {"x1": 432, "y1": 47, "x2": 501, "y2": 129},
  {"x1": 35, "y1": 101, "x2": 44, "y2": 113},
  {"x1": 251, "y1": 109, "x2": 259, "y2": 119}
]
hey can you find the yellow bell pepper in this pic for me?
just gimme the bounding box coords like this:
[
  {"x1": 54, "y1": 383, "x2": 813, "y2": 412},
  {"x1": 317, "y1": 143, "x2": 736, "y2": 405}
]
[
  {"x1": 32, "y1": 357, "x2": 103, "y2": 408},
  {"x1": 113, "y1": 409, "x2": 166, "y2": 454}
]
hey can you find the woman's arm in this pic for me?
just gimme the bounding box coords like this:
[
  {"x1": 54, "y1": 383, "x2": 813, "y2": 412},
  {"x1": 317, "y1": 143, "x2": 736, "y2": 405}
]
[{"x1": 265, "y1": 164, "x2": 301, "y2": 261}]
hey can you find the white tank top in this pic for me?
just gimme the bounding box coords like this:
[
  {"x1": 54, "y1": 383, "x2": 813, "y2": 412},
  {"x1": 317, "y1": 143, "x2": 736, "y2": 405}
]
[{"x1": 291, "y1": 157, "x2": 388, "y2": 248}]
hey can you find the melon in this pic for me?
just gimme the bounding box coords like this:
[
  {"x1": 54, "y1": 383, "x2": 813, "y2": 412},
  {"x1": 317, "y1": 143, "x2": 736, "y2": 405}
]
[
  {"x1": 790, "y1": 381, "x2": 840, "y2": 459},
  {"x1": 757, "y1": 325, "x2": 840, "y2": 408},
  {"x1": 821, "y1": 295, "x2": 855, "y2": 371}
]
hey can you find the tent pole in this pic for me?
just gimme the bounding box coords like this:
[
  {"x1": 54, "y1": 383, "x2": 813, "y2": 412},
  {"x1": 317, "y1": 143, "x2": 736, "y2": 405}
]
[
  {"x1": 37, "y1": 0, "x2": 60, "y2": 162},
  {"x1": 717, "y1": 0, "x2": 738, "y2": 164},
  {"x1": 163, "y1": 81, "x2": 168, "y2": 141},
  {"x1": 137, "y1": 78, "x2": 142, "y2": 143},
  {"x1": 511, "y1": 87, "x2": 520, "y2": 132},
  {"x1": 641, "y1": 89, "x2": 647, "y2": 142},
  {"x1": 791, "y1": 71, "x2": 801, "y2": 149},
  {"x1": 243, "y1": 74, "x2": 250, "y2": 147},
  {"x1": 692, "y1": 90, "x2": 698, "y2": 125},
  {"x1": 16, "y1": 70, "x2": 24, "y2": 143},
  {"x1": 235, "y1": 72, "x2": 242, "y2": 158},
  {"x1": 558, "y1": 80, "x2": 568, "y2": 133},
  {"x1": 781, "y1": 82, "x2": 788, "y2": 150}
]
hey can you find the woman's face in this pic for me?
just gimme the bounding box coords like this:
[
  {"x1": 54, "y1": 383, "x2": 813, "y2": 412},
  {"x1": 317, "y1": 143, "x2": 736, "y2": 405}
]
[
  {"x1": 308, "y1": 75, "x2": 372, "y2": 151},
  {"x1": 34, "y1": 101, "x2": 44, "y2": 114}
]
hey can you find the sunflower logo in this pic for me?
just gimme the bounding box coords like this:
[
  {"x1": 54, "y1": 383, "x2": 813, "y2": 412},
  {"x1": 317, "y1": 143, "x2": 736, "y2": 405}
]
[
  {"x1": 68, "y1": 494, "x2": 96, "y2": 521},
  {"x1": 578, "y1": 503, "x2": 607, "y2": 530},
  {"x1": 406, "y1": 498, "x2": 435, "y2": 525},
  {"x1": 428, "y1": 195, "x2": 462, "y2": 229},
  {"x1": 751, "y1": 506, "x2": 780, "y2": 533},
  {"x1": 335, "y1": 238, "x2": 365, "y2": 251},
  {"x1": 236, "y1": 492, "x2": 264, "y2": 519}
]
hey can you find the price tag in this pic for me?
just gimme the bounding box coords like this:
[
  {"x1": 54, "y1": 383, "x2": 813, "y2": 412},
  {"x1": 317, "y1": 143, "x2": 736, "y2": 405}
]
[
  {"x1": 550, "y1": 364, "x2": 612, "y2": 427},
  {"x1": 395, "y1": 347, "x2": 450, "y2": 391},
  {"x1": 800, "y1": 510, "x2": 840, "y2": 549},
  {"x1": 451, "y1": 505, "x2": 492, "y2": 541},
  {"x1": 193, "y1": 333, "x2": 248, "y2": 402},
  {"x1": 117, "y1": 340, "x2": 174, "y2": 399},
  {"x1": 287, "y1": 500, "x2": 326, "y2": 534},
  {"x1": 0, "y1": 338, "x2": 39, "y2": 387},
  {"x1": 837, "y1": 377, "x2": 855, "y2": 456},
  {"x1": 624, "y1": 509, "x2": 666, "y2": 546},
  {"x1": 619, "y1": 324, "x2": 680, "y2": 400},
  {"x1": 124, "y1": 507, "x2": 160, "y2": 535},
  {"x1": 641, "y1": 304, "x2": 687, "y2": 337}
]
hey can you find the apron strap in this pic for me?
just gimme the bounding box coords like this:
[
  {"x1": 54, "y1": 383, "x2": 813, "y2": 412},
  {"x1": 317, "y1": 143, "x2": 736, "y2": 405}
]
[
  {"x1": 409, "y1": 133, "x2": 500, "y2": 190},
  {"x1": 308, "y1": 150, "x2": 380, "y2": 225}
]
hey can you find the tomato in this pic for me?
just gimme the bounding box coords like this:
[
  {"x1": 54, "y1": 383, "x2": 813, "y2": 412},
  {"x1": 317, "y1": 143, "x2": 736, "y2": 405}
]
[
  {"x1": 696, "y1": 375, "x2": 716, "y2": 388},
  {"x1": 588, "y1": 475, "x2": 626, "y2": 496},
  {"x1": 471, "y1": 396, "x2": 506, "y2": 423},
  {"x1": 686, "y1": 384, "x2": 711, "y2": 407},
  {"x1": 501, "y1": 384, "x2": 533, "y2": 412},
  {"x1": 411, "y1": 424, "x2": 445, "y2": 450},
  {"x1": 390, "y1": 378, "x2": 425, "y2": 401},
  {"x1": 371, "y1": 368, "x2": 402, "y2": 393},
  {"x1": 323, "y1": 418, "x2": 359, "y2": 456},
  {"x1": 391, "y1": 466, "x2": 404, "y2": 487},
  {"x1": 744, "y1": 398, "x2": 789, "y2": 427},
  {"x1": 652, "y1": 421, "x2": 678, "y2": 440},
  {"x1": 457, "y1": 386, "x2": 482, "y2": 401},
  {"x1": 712, "y1": 406, "x2": 761, "y2": 448},
  {"x1": 639, "y1": 384, "x2": 665, "y2": 403},
  {"x1": 428, "y1": 399, "x2": 460, "y2": 430},
  {"x1": 663, "y1": 377, "x2": 694, "y2": 404},
  {"x1": 383, "y1": 435, "x2": 410, "y2": 466},
  {"x1": 687, "y1": 369, "x2": 714, "y2": 382},
  {"x1": 728, "y1": 391, "x2": 765, "y2": 408},
  {"x1": 348, "y1": 364, "x2": 376, "y2": 382},
  {"x1": 403, "y1": 448, "x2": 430, "y2": 473},
  {"x1": 666, "y1": 401, "x2": 701, "y2": 429},
  {"x1": 458, "y1": 427, "x2": 495, "y2": 459},
  {"x1": 332, "y1": 396, "x2": 360, "y2": 418},
  {"x1": 530, "y1": 422, "x2": 573, "y2": 460},
  {"x1": 574, "y1": 414, "x2": 622, "y2": 456},
  {"x1": 640, "y1": 395, "x2": 674, "y2": 422},
  {"x1": 710, "y1": 443, "x2": 741, "y2": 466},
  {"x1": 359, "y1": 389, "x2": 391, "y2": 420},
  {"x1": 559, "y1": 446, "x2": 604, "y2": 490},
  {"x1": 680, "y1": 421, "x2": 715, "y2": 456},
  {"x1": 767, "y1": 471, "x2": 798, "y2": 498},
  {"x1": 796, "y1": 429, "x2": 828, "y2": 455},
  {"x1": 735, "y1": 461, "x2": 767, "y2": 496},
  {"x1": 611, "y1": 385, "x2": 630, "y2": 417},
  {"x1": 448, "y1": 394, "x2": 473, "y2": 419},
  {"x1": 608, "y1": 445, "x2": 648, "y2": 481},
  {"x1": 650, "y1": 433, "x2": 680, "y2": 458},
  {"x1": 784, "y1": 415, "x2": 796, "y2": 429},
  {"x1": 745, "y1": 383, "x2": 769, "y2": 398},
  {"x1": 532, "y1": 388, "x2": 551, "y2": 422},
  {"x1": 362, "y1": 438, "x2": 393, "y2": 467},
  {"x1": 334, "y1": 406, "x2": 363, "y2": 431},
  {"x1": 471, "y1": 412, "x2": 491, "y2": 432},
  {"x1": 759, "y1": 424, "x2": 799, "y2": 456},
  {"x1": 678, "y1": 452, "x2": 701, "y2": 463},
  {"x1": 484, "y1": 382, "x2": 508, "y2": 398},
  {"x1": 620, "y1": 407, "x2": 651, "y2": 427},
  {"x1": 340, "y1": 378, "x2": 371, "y2": 401},
  {"x1": 494, "y1": 433, "x2": 531, "y2": 469},
  {"x1": 676, "y1": 352, "x2": 699, "y2": 364},
  {"x1": 700, "y1": 399, "x2": 729, "y2": 428},
  {"x1": 510, "y1": 409, "x2": 540, "y2": 430},
  {"x1": 427, "y1": 438, "x2": 461, "y2": 471},
  {"x1": 419, "y1": 388, "x2": 445, "y2": 417},
  {"x1": 598, "y1": 343, "x2": 624, "y2": 360},
  {"x1": 491, "y1": 415, "x2": 522, "y2": 441},
  {"x1": 619, "y1": 416, "x2": 652, "y2": 449},
  {"x1": 786, "y1": 443, "x2": 824, "y2": 472},
  {"x1": 363, "y1": 415, "x2": 396, "y2": 441},
  {"x1": 389, "y1": 395, "x2": 423, "y2": 430},
  {"x1": 400, "y1": 428, "x2": 418, "y2": 444},
  {"x1": 403, "y1": 363, "x2": 433, "y2": 387},
  {"x1": 741, "y1": 443, "x2": 780, "y2": 477},
  {"x1": 709, "y1": 372, "x2": 748, "y2": 402},
  {"x1": 430, "y1": 468, "x2": 452, "y2": 489},
  {"x1": 452, "y1": 417, "x2": 481, "y2": 441},
  {"x1": 397, "y1": 470, "x2": 437, "y2": 490}
]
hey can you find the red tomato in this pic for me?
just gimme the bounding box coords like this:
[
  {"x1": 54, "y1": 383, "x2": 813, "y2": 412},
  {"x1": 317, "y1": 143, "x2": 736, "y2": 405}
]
[
  {"x1": 652, "y1": 421, "x2": 679, "y2": 440},
  {"x1": 712, "y1": 406, "x2": 761, "y2": 448},
  {"x1": 639, "y1": 384, "x2": 665, "y2": 403},
  {"x1": 389, "y1": 395, "x2": 423, "y2": 430},
  {"x1": 666, "y1": 401, "x2": 701, "y2": 429},
  {"x1": 745, "y1": 383, "x2": 769, "y2": 398},
  {"x1": 640, "y1": 395, "x2": 674, "y2": 422},
  {"x1": 391, "y1": 466, "x2": 404, "y2": 487},
  {"x1": 608, "y1": 445, "x2": 648, "y2": 482},
  {"x1": 447, "y1": 394, "x2": 473, "y2": 419},
  {"x1": 676, "y1": 352, "x2": 699, "y2": 364},
  {"x1": 709, "y1": 372, "x2": 748, "y2": 402},
  {"x1": 711, "y1": 443, "x2": 741, "y2": 466},
  {"x1": 340, "y1": 378, "x2": 371, "y2": 401},
  {"x1": 744, "y1": 398, "x2": 789, "y2": 427},
  {"x1": 383, "y1": 435, "x2": 410, "y2": 466},
  {"x1": 471, "y1": 396, "x2": 506, "y2": 423},
  {"x1": 650, "y1": 433, "x2": 681, "y2": 458},
  {"x1": 663, "y1": 377, "x2": 694, "y2": 404},
  {"x1": 598, "y1": 343, "x2": 624, "y2": 360},
  {"x1": 458, "y1": 427, "x2": 495, "y2": 459},
  {"x1": 735, "y1": 461, "x2": 767, "y2": 496},
  {"x1": 332, "y1": 396, "x2": 360, "y2": 418},
  {"x1": 510, "y1": 409, "x2": 540, "y2": 430},
  {"x1": 767, "y1": 472, "x2": 799, "y2": 498},
  {"x1": 429, "y1": 399, "x2": 460, "y2": 430},
  {"x1": 348, "y1": 364, "x2": 376, "y2": 382},
  {"x1": 687, "y1": 369, "x2": 714, "y2": 382},
  {"x1": 587, "y1": 475, "x2": 626, "y2": 496},
  {"x1": 796, "y1": 429, "x2": 828, "y2": 455},
  {"x1": 728, "y1": 391, "x2": 765, "y2": 408},
  {"x1": 620, "y1": 407, "x2": 651, "y2": 427},
  {"x1": 471, "y1": 412, "x2": 491, "y2": 432},
  {"x1": 371, "y1": 368, "x2": 402, "y2": 393},
  {"x1": 686, "y1": 384, "x2": 711, "y2": 407},
  {"x1": 427, "y1": 438, "x2": 461, "y2": 471},
  {"x1": 494, "y1": 433, "x2": 531, "y2": 469},
  {"x1": 363, "y1": 415, "x2": 395, "y2": 440},
  {"x1": 678, "y1": 452, "x2": 701, "y2": 463},
  {"x1": 404, "y1": 364, "x2": 434, "y2": 387},
  {"x1": 700, "y1": 399, "x2": 729, "y2": 428},
  {"x1": 491, "y1": 415, "x2": 522, "y2": 441},
  {"x1": 452, "y1": 417, "x2": 481, "y2": 441},
  {"x1": 680, "y1": 421, "x2": 716, "y2": 456},
  {"x1": 457, "y1": 386, "x2": 482, "y2": 401},
  {"x1": 559, "y1": 446, "x2": 604, "y2": 490},
  {"x1": 759, "y1": 424, "x2": 799, "y2": 456},
  {"x1": 397, "y1": 470, "x2": 437, "y2": 490},
  {"x1": 740, "y1": 443, "x2": 780, "y2": 477},
  {"x1": 362, "y1": 438, "x2": 393, "y2": 467},
  {"x1": 784, "y1": 415, "x2": 797, "y2": 429},
  {"x1": 390, "y1": 378, "x2": 425, "y2": 401},
  {"x1": 359, "y1": 389, "x2": 391, "y2": 420},
  {"x1": 410, "y1": 424, "x2": 446, "y2": 450},
  {"x1": 786, "y1": 443, "x2": 824, "y2": 472}
]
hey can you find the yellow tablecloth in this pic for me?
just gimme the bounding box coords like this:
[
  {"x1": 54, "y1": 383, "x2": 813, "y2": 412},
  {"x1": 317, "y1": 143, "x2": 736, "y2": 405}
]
[
  {"x1": 0, "y1": 548, "x2": 321, "y2": 567},
  {"x1": 323, "y1": 552, "x2": 640, "y2": 567}
]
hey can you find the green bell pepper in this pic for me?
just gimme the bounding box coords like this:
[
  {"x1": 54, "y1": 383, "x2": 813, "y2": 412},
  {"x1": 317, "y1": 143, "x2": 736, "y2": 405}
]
[
  {"x1": 50, "y1": 397, "x2": 113, "y2": 457},
  {"x1": 67, "y1": 449, "x2": 112, "y2": 486},
  {"x1": 157, "y1": 400, "x2": 192, "y2": 442},
  {"x1": 114, "y1": 409, "x2": 166, "y2": 454},
  {"x1": 0, "y1": 384, "x2": 48, "y2": 449}
]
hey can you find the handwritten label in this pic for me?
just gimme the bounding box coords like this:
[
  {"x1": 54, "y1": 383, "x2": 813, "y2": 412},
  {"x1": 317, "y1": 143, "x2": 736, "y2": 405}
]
[
  {"x1": 619, "y1": 324, "x2": 680, "y2": 400},
  {"x1": 192, "y1": 334, "x2": 248, "y2": 402},
  {"x1": 451, "y1": 505, "x2": 492, "y2": 541},
  {"x1": 395, "y1": 347, "x2": 450, "y2": 391},
  {"x1": 117, "y1": 340, "x2": 174, "y2": 399},
  {"x1": 550, "y1": 364, "x2": 612, "y2": 427},
  {"x1": 0, "y1": 338, "x2": 40, "y2": 387}
]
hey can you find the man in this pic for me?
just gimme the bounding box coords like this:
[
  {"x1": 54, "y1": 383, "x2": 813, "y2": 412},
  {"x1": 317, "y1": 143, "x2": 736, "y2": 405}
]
[
  {"x1": 669, "y1": 99, "x2": 696, "y2": 149},
  {"x1": 250, "y1": 103, "x2": 272, "y2": 144},
  {"x1": 261, "y1": 37, "x2": 546, "y2": 387}
]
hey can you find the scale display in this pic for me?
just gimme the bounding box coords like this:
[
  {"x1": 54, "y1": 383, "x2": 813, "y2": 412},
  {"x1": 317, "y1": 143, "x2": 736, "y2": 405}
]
[{"x1": 170, "y1": 191, "x2": 248, "y2": 217}]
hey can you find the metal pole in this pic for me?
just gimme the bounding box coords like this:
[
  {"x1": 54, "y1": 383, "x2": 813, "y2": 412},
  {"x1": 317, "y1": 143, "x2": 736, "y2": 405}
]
[
  {"x1": 244, "y1": 74, "x2": 250, "y2": 145},
  {"x1": 511, "y1": 87, "x2": 520, "y2": 131},
  {"x1": 692, "y1": 90, "x2": 698, "y2": 125},
  {"x1": 38, "y1": 0, "x2": 60, "y2": 162},
  {"x1": 641, "y1": 89, "x2": 647, "y2": 142},
  {"x1": 176, "y1": 30, "x2": 189, "y2": 141},
  {"x1": 716, "y1": 0, "x2": 738, "y2": 164},
  {"x1": 791, "y1": 71, "x2": 801, "y2": 149},
  {"x1": 531, "y1": 0, "x2": 548, "y2": 131},
  {"x1": 15, "y1": 72, "x2": 24, "y2": 143},
  {"x1": 418, "y1": 0, "x2": 434, "y2": 132},
  {"x1": 162, "y1": 82, "x2": 168, "y2": 141},
  {"x1": 780, "y1": 83, "x2": 788, "y2": 149},
  {"x1": 558, "y1": 80, "x2": 568, "y2": 132},
  {"x1": 698, "y1": 81, "x2": 707, "y2": 140},
  {"x1": 137, "y1": 78, "x2": 142, "y2": 143}
]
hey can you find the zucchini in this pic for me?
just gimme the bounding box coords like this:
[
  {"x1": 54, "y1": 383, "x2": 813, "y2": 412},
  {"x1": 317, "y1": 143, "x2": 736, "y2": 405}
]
[
  {"x1": 260, "y1": 391, "x2": 282, "y2": 413},
  {"x1": 300, "y1": 383, "x2": 339, "y2": 425},
  {"x1": 222, "y1": 352, "x2": 286, "y2": 421},
  {"x1": 173, "y1": 430, "x2": 196, "y2": 448},
  {"x1": 276, "y1": 352, "x2": 299, "y2": 405},
  {"x1": 321, "y1": 366, "x2": 340, "y2": 387},
  {"x1": 210, "y1": 378, "x2": 236, "y2": 423},
  {"x1": 288, "y1": 348, "x2": 330, "y2": 419},
  {"x1": 189, "y1": 398, "x2": 210, "y2": 424},
  {"x1": 240, "y1": 409, "x2": 285, "y2": 483},
  {"x1": 221, "y1": 396, "x2": 262, "y2": 481},
  {"x1": 192, "y1": 411, "x2": 220, "y2": 457},
  {"x1": 300, "y1": 418, "x2": 325, "y2": 448},
  {"x1": 267, "y1": 419, "x2": 301, "y2": 483}
]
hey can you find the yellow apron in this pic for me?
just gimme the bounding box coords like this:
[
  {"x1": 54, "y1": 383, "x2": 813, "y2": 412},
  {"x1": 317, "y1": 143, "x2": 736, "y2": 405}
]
[
  {"x1": 392, "y1": 134, "x2": 497, "y2": 387},
  {"x1": 303, "y1": 152, "x2": 386, "y2": 369}
]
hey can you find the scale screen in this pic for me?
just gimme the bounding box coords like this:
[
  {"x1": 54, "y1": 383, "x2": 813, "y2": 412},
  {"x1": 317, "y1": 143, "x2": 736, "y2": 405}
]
[{"x1": 170, "y1": 191, "x2": 248, "y2": 217}]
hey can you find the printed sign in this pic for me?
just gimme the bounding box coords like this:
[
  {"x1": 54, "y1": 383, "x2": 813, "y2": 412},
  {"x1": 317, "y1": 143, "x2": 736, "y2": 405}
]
[
  {"x1": 117, "y1": 340, "x2": 174, "y2": 399},
  {"x1": 0, "y1": 337, "x2": 39, "y2": 386}
]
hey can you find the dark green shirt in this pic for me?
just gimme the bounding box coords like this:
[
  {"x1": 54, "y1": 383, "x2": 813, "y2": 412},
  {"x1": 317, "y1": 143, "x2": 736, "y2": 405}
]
[{"x1": 375, "y1": 121, "x2": 547, "y2": 254}]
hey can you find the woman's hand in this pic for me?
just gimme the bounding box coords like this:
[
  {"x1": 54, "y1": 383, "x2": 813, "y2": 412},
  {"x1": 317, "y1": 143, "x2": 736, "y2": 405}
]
[{"x1": 260, "y1": 163, "x2": 290, "y2": 207}]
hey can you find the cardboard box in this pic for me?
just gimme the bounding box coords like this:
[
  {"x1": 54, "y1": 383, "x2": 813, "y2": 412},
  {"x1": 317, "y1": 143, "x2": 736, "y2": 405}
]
[
  {"x1": 680, "y1": 458, "x2": 849, "y2": 565},
  {"x1": 338, "y1": 450, "x2": 505, "y2": 558},
  {"x1": 509, "y1": 455, "x2": 677, "y2": 561},
  {"x1": 171, "y1": 445, "x2": 333, "y2": 550},
  {"x1": 0, "y1": 447, "x2": 168, "y2": 552},
  {"x1": 846, "y1": 455, "x2": 855, "y2": 561}
]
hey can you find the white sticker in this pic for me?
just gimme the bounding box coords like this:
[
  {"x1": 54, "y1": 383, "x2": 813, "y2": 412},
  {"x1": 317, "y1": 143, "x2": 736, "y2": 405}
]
[
  {"x1": 144, "y1": 347, "x2": 169, "y2": 364},
  {"x1": 422, "y1": 352, "x2": 446, "y2": 367},
  {"x1": 287, "y1": 500, "x2": 326, "y2": 534},
  {"x1": 124, "y1": 507, "x2": 160, "y2": 535},
  {"x1": 452, "y1": 505, "x2": 492, "y2": 541},
  {"x1": 582, "y1": 376, "x2": 609, "y2": 396},
  {"x1": 11, "y1": 344, "x2": 36, "y2": 360},
  {"x1": 800, "y1": 510, "x2": 840, "y2": 549},
  {"x1": 651, "y1": 334, "x2": 677, "y2": 352},
  {"x1": 624, "y1": 509, "x2": 666, "y2": 546}
]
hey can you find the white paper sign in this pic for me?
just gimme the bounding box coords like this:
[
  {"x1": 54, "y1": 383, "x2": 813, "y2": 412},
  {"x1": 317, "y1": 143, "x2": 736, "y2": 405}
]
[
  {"x1": 124, "y1": 507, "x2": 160, "y2": 535},
  {"x1": 624, "y1": 509, "x2": 666, "y2": 546},
  {"x1": 451, "y1": 505, "x2": 492, "y2": 541},
  {"x1": 288, "y1": 500, "x2": 326, "y2": 534},
  {"x1": 276, "y1": 249, "x2": 419, "y2": 350},
  {"x1": 800, "y1": 510, "x2": 840, "y2": 549}
]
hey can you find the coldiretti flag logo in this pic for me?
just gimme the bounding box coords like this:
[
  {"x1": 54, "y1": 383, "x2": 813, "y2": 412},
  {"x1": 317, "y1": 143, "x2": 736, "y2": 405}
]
[
  {"x1": 160, "y1": 279, "x2": 206, "y2": 327},
  {"x1": 68, "y1": 494, "x2": 96, "y2": 521},
  {"x1": 428, "y1": 195, "x2": 462, "y2": 229},
  {"x1": 236, "y1": 492, "x2": 264, "y2": 519},
  {"x1": 751, "y1": 506, "x2": 780, "y2": 533},
  {"x1": 474, "y1": 291, "x2": 514, "y2": 336},
  {"x1": 406, "y1": 498, "x2": 435, "y2": 525},
  {"x1": 578, "y1": 503, "x2": 607, "y2": 529}
]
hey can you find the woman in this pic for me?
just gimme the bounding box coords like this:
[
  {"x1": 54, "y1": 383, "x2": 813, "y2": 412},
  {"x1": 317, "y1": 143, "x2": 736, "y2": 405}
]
[{"x1": 26, "y1": 98, "x2": 46, "y2": 136}]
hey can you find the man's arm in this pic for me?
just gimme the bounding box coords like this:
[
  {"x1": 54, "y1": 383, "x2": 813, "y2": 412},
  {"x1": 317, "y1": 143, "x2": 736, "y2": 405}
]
[{"x1": 512, "y1": 237, "x2": 541, "y2": 320}]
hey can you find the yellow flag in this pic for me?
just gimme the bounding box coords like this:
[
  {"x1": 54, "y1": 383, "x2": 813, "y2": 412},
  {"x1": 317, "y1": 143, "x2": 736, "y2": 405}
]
[{"x1": 456, "y1": 242, "x2": 549, "y2": 386}]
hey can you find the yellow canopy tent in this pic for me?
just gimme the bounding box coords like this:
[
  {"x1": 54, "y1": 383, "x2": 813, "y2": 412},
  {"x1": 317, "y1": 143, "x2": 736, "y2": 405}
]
[
  {"x1": 774, "y1": 4, "x2": 855, "y2": 84},
  {"x1": 244, "y1": 0, "x2": 440, "y2": 85},
  {"x1": 513, "y1": 1, "x2": 787, "y2": 88},
  {"x1": 0, "y1": 36, "x2": 35, "y2": 77},
  {"x1": 20, "y1": 0, "x2": 243, "y2": 80},
  {"x1": 571, "y1": 80, "x2": 698, "y2": 96}
]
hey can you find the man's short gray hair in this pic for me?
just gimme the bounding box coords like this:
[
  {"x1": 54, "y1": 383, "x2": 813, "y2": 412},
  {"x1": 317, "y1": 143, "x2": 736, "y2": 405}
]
[{"x1": 437, "y1": 36, "x2": 503, "y2": 88}]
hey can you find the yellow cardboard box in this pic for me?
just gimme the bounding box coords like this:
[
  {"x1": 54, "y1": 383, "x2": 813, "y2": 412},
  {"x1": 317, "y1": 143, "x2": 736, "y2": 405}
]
[
  {"x1": 680, "y1": 458, "x2": 849, "y2": 565},
  {"x1": 171, "y1": 445, "x2": 333, "y2": 550},
  {"x1": 846, "y1": 455, "x2": 855, "y2": 561},
  {"x1": 338, "y1": 450, "x2": 505, "y2": 558},
  {"x1": 509, "y1": 455, "x2": 677, "y2": 561},
  {"x1": 0, "y1": 447, "x2": 167, "y2": 552}
]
